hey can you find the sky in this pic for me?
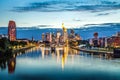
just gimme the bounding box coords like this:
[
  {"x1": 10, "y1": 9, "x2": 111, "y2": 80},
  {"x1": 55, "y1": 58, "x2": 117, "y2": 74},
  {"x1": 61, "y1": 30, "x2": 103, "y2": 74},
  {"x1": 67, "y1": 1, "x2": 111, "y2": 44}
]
[{"x1": 0, "y1": 0, "x2": 120, "y2": 28}]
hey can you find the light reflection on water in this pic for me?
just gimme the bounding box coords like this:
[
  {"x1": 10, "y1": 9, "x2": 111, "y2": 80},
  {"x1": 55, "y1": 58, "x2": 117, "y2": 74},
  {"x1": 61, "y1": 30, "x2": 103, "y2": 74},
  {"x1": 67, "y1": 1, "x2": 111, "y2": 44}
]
[{"x1": 0, "y1": 47, "x2": 120, "y2": 80}]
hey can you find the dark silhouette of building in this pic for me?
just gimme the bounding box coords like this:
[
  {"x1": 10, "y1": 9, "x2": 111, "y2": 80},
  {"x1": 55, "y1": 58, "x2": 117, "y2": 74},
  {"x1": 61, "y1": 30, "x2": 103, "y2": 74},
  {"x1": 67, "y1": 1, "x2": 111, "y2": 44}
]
[{"x1": 8, "y1": 20, "x2": 16, "y2": 41}]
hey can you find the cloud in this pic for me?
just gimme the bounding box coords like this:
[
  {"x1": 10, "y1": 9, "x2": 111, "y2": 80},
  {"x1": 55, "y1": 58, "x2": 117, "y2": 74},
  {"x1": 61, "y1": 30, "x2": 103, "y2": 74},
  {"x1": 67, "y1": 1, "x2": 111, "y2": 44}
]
[
  {"x1": 37, "y1": 25, "x2": 52, "y2": 27},
  {"x1": 97, "y1": 13, "x2": 110, "y2": 16},
  {"x1": 80, "y1": 23, "x2": 120, "y2": 30},
  {"x1": 101, "y1": 1, "x2": 117, "y2": 5},
  {"x1": 11, "y1": 0, "x2": 120, "y2": 12},
  {"x1": 96, "y1": 10, "x2": 117, "y2": 16},
  {"x1": 73, "y1": 18, "x2": 81, "y2": 22}
]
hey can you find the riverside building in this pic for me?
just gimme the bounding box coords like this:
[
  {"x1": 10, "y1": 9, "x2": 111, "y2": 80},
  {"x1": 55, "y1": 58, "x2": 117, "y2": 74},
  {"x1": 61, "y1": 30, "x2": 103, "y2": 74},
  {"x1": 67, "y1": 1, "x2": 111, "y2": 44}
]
[{"x1": 8, "y1": 20, "x2": 16, "y2": 41}]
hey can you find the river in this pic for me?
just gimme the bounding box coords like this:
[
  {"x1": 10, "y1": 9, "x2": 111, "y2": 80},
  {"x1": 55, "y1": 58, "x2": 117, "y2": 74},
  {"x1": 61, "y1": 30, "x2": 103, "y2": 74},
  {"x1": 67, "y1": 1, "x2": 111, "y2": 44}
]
[{"x1": 0, "y1": 47, "x2": 120, "y2": 80}]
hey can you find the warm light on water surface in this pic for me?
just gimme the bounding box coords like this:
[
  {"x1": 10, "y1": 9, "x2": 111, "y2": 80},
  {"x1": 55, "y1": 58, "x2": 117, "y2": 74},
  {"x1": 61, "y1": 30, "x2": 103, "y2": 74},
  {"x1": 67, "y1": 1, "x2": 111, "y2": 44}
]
[{"x1": 0, "y1": 47, "x2": 120, "y2": 80}]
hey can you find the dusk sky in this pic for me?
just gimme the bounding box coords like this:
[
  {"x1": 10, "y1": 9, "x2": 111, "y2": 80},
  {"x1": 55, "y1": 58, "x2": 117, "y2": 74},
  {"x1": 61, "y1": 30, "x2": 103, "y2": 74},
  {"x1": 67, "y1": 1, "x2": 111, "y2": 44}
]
[{"x1": 0, "y1": 0, "x2": 120, "y2": 28}]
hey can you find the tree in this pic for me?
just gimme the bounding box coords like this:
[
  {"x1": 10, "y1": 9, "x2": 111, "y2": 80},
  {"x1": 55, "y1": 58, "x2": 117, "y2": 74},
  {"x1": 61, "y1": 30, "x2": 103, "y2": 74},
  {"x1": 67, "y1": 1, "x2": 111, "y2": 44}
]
[{"x1": 0, "y1": 38, "x2": 10, "y2": 52}]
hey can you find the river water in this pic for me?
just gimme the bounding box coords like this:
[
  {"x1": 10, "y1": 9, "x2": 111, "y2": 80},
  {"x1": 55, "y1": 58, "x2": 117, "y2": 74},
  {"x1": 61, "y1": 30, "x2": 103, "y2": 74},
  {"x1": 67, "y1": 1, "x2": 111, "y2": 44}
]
[{"x1": 0, "y1": 47, "x2": 120, "y2": 80}]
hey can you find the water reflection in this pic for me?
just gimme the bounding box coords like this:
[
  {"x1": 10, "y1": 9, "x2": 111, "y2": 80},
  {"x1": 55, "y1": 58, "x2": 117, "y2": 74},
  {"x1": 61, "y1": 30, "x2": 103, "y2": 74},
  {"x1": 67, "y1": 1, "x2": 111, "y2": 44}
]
[
  {"x1": 1, "y1": 47, "x2": 120, "y2": 80},
  {"x1": 0, "y1": 46, "x2": 114, "y2": 74},
  {"x1": 8, "y1": 56, "x2": 16, "y2": 74},
  {"x1": 40, "y1": 46, "x2": 80, "y2": 70},
  {"x1": 0, "y1": 58, "x2": 7, "y2": 71},
  {"x1": 0, "y1": 47, "x2": 39, "y2": 74},
  {"x1": 0, "y1": 55, "x2": 16, "y2": 74}
]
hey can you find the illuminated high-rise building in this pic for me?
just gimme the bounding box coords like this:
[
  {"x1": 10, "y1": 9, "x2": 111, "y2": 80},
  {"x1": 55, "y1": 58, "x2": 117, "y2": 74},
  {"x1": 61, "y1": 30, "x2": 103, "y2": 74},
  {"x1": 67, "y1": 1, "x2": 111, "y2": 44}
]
[
  {"x1": 46, "y1": 32, "x2": 52, "y2": 43},
  {"x1": 49, "y1": 32, "x2": 52, "y2": 43},
  {"x1": 42, "y1": 33, "x2": 45, "y2": 42},
  {"x1": 8, "y1": 20, "x2": 16, "y2": 41},
  {"x1": 62, "y1": 23, "x2": 68, "y2": 43},
  {"x1": 56, "y1": 31, "x2": 61, "y2": 39},
  {"x1": 56, "y1": 30, "x2": 61, "y2": 44}
]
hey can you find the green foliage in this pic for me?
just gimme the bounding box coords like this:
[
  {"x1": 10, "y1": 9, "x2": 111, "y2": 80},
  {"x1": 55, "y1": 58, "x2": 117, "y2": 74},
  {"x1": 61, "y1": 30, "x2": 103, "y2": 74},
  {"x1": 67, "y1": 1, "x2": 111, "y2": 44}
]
[
  {"x1": 0, "y1": 38, "x2": 13, "y2": 57},
  {"x1": 0, "y1": 38, "x2": 10, "y2": 52},
  {"x1": 10, "y1": 41, "x2": 27, "y2": 47},
  {"x1": 0, "y1": 38, "x2": 27, "y2": 55}
]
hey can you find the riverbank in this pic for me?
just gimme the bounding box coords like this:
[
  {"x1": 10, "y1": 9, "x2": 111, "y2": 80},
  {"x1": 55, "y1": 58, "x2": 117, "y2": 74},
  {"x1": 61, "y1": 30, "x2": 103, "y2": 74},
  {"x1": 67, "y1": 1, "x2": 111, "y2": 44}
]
[
  {"x1": 71, "y1": 46, "x2": 113, "y2": 54},
  {"x1": 71, "y1": 46, "x2": 114, "y2": 59},
  {"x1": 13, "y1": 45, "x2": 35, "y2": 53},
  {"x1": 0, "y1": 45, "x2": 36, "y2": 60}
]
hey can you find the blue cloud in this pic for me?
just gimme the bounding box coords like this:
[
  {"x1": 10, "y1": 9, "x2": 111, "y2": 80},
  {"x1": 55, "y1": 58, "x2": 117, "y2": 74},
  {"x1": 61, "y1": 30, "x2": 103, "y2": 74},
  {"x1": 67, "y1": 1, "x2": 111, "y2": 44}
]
[
  {"x1": 101, "y1": 1, "x2": 117, "y2": 5},
  {"x1": 73, "y1": 18, "x2": 81, "y2": 22},
  {"x1": 97, "y1": 13, "x2": 110, "y2": 16},
  {"x1": 11, "y1": 0, "x2": 120, "y2": 12}
]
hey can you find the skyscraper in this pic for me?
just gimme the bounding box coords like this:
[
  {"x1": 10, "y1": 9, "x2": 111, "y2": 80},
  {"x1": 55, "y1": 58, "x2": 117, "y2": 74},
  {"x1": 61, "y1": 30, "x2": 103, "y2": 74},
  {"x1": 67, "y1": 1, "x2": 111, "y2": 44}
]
[
  {"x1": 56, "y1": 30, "x2": 61, "y2": 44},
  {"x1": 62, "y1": 23, "x2": 68, "y2": 43},
  {"x1": 8, "y1": 20, "x2": 16, "y2": 41}
]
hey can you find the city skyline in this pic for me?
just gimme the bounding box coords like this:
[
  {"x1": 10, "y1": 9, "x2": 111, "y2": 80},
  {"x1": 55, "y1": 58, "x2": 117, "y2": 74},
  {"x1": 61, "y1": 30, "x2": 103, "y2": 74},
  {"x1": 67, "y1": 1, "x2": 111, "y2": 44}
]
[{"x1": 0, "y1": 0, "x2": 120, "y2": 28}]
